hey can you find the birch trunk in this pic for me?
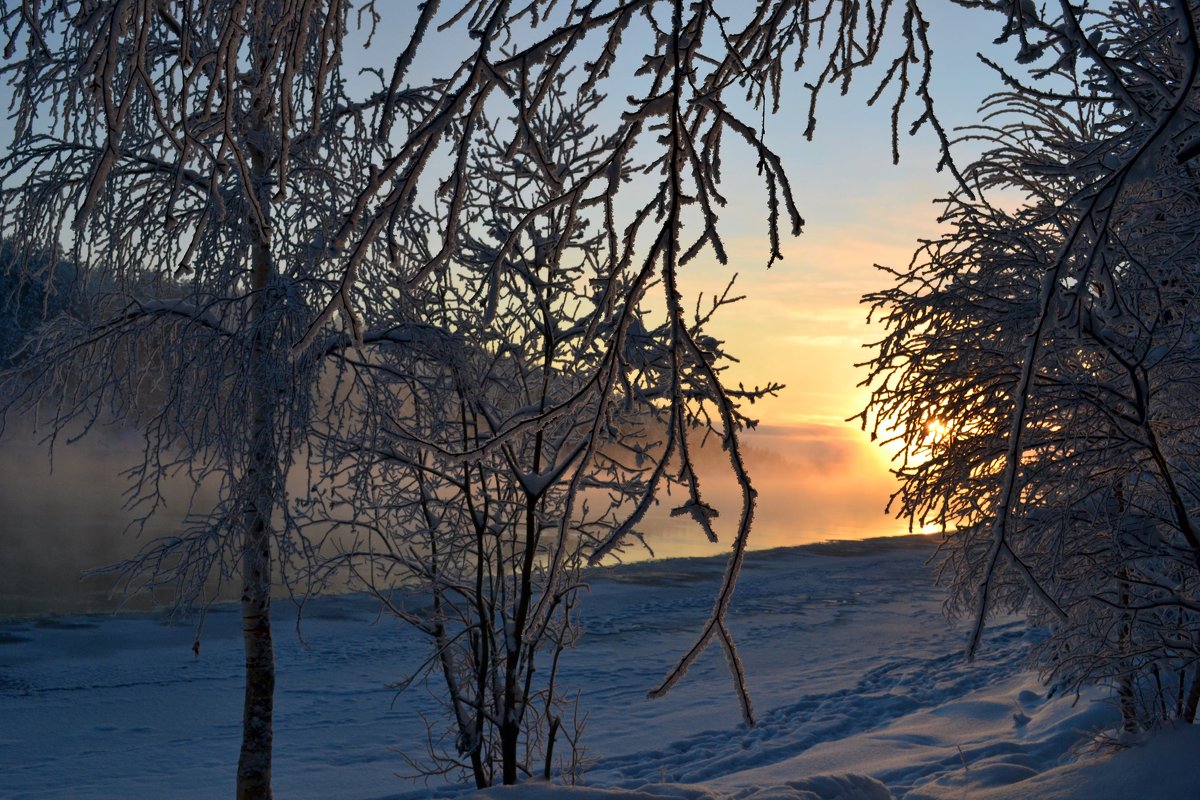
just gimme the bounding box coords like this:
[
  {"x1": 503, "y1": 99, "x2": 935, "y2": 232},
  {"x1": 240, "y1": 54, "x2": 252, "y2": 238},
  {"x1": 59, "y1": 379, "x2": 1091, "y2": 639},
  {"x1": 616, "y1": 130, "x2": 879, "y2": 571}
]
[{"x1": 237, "y1": 121, "x2": 277, "y2": 800}]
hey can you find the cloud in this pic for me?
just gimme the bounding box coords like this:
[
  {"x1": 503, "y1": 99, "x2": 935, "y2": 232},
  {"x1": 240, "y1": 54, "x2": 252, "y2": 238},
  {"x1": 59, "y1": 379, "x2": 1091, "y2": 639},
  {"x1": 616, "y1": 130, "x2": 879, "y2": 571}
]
[{"x1": 784, "y1": 333, "x2": 869, "y2": 348}]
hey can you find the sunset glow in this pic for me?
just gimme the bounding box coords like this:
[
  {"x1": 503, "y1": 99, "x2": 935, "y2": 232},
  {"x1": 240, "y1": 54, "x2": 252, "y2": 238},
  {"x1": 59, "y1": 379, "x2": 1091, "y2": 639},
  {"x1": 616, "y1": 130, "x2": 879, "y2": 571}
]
[{"x1": 663, "y1": 3, "x2": 999, "y2": 550}]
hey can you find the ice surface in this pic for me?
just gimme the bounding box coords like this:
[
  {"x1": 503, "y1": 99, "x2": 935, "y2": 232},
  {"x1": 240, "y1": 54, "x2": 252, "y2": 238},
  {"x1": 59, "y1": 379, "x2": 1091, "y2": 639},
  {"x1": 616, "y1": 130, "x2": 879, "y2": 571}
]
[{"x1": 1, "y1": 534, "x2": 1196, "y2": 799}]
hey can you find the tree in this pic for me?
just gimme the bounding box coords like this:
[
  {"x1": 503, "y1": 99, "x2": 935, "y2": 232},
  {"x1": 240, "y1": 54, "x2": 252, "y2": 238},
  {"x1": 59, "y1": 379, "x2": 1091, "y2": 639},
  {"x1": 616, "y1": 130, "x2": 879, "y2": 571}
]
[
  {"x1": 0, "y1": 5, "x2": 403, "y2": 797},
  {"x1": 304, "y1": 82, "x2": 770, "y2": 786},
  {"x1": 289, "y1": 0, "x2": 967, "y2": 741},
  {"x1": 2, "y1": 1, "x2": 970, "y2": 795},
  {"x1": 862, "y1": 0, "x2": 1200, "y2": 732},
  {"x1": 0, "y1": 240, "x2": 77, "y2": 365}
]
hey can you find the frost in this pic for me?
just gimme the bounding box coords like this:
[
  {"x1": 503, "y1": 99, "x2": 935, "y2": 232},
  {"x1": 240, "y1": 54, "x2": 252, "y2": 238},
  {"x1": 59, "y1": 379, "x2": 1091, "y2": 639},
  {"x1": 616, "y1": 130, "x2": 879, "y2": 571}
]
[
  {"x1": 1, "y1": 0, "x2": 1026, "y2": 791},
  {"x1": 862, "y1": 0, "x2": 1200, "y2": 732}
]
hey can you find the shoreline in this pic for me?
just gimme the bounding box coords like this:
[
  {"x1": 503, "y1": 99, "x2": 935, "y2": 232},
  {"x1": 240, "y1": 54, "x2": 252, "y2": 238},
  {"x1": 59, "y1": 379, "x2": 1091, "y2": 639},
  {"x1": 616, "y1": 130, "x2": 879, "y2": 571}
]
[{"x1": 0, "y1": 532, "x2": 943, "y2": 621}]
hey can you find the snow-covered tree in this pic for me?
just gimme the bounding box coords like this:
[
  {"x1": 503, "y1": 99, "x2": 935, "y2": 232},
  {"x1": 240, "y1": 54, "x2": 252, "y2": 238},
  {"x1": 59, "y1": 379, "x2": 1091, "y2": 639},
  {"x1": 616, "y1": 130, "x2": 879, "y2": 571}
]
[
  {"x1": 303, "y1": 83, "x2": 771, "y2": 785},
  {"x1": 289, "y1": 0, "x2": 968, "y2": 746},
  {"x1": 0, "y1": 240, "x2": 77, "y2": 365},
  {"x1": 0, "y1": 5, "x2": 407, "y2": 797},
  {"x1": 2, "y1": 1, "x2": 974, "y2": 795},
  {"x1": 862, "y1": 0, "x2": 1200, "y2": 731}
]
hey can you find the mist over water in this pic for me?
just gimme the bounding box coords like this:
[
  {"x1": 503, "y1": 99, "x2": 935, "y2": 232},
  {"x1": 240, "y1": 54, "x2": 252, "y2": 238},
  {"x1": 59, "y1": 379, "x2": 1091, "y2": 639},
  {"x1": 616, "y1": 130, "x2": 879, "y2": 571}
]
[
  {"x1": 650, "y1": 423, "x2": 907, "y2": 555},
  {"x1": 0, "y1": 428, "x2": 207, "y2": 616},
  {"x1": 0, "y1": 422, "x2": 901, "y2": 616}
]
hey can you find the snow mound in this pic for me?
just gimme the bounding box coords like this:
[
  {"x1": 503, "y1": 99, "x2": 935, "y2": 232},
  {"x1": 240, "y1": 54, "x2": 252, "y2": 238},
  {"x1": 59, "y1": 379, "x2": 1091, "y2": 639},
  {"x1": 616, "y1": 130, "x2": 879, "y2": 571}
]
[
  {"x1": 909, "y1": 723, "x2": 1200, "y2": 800},
  {"x1": 730, "y1": 774, "x2": 894, "y2": 799},
  {"x1": 475, "y1": 773, "x2": 893, "y2": 799}
]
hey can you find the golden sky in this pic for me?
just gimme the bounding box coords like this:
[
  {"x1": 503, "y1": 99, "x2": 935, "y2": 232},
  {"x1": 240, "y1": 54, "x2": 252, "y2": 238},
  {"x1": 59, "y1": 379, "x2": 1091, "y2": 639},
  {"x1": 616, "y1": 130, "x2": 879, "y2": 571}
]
[{"x1": 657, "y1": 5, "x2": 1005, "y2": 553}]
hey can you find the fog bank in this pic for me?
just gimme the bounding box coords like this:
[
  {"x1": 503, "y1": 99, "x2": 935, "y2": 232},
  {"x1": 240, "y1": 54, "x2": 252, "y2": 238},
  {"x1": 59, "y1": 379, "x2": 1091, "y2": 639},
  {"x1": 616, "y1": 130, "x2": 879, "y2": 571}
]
[{"x1": 0, "y1": 421, "x2": 901, "y2": 615}]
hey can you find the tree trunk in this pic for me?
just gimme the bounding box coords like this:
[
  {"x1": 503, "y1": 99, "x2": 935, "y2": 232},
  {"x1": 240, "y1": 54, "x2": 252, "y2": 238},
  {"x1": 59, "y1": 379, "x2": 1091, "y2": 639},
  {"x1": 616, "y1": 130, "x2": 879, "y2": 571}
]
[
  {"x1": 237, "y1": 120, "x2": 277, "y2": 800},
  {"x1": 501, "y1": 459, "x2": 543, "y2": 785},
  {"x1": 1116, "y1": 571, "x2": 1137, "y2": 733},
  {"x1": 500, "y1": 600, "x2": 523, "y2": 786},
  {"x1": 500, "y1": 717, "x2": 519, "y2": 785},
  {"x1": 237, "y1": 502, "x2": 275, "y2": 800},
  {"x1": 1184, "y1": 665, "x2": 1200, "y2": 723}
]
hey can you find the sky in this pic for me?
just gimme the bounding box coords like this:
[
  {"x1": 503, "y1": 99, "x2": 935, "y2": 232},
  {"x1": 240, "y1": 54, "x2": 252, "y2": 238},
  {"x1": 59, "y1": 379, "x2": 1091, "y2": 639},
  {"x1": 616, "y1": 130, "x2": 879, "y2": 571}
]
[
  {"x1": 0, "y1": 4, "x2": 1021, "y2": 608},
  {"x1": 346, "y1": 2, "x2": 1019, "y2": 554},
  {"x1": 651, "y1": 3, "x2": 1011, "y2": 551},
  {"x1": 708, "y1": 3, "x2": 1002, "y2": 421}
]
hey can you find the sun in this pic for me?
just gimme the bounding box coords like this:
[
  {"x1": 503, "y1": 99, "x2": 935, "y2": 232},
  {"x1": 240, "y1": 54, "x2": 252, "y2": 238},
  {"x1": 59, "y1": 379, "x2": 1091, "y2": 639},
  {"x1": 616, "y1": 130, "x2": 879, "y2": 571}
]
[{"x1": 926, "y1": 418, "x2": 951, "y2": 443}]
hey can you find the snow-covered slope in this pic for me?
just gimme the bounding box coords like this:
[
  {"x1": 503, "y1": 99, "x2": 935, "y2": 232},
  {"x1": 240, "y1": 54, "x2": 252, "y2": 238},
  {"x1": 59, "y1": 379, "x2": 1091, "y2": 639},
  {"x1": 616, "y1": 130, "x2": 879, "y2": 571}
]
[{"x1": 1, "y1": 535, "x2": 1194, "y2": 799}]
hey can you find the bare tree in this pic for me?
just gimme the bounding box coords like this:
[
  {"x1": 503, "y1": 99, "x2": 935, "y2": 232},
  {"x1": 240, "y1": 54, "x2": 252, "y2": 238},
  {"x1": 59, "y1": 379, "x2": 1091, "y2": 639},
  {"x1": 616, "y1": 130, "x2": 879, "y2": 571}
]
[
  {"x1": 862, "y1": 0, "x2": 1200, "y2": 732},
  {"x1": 302, "y1": 82, "x2": 773, "y2": 785}
]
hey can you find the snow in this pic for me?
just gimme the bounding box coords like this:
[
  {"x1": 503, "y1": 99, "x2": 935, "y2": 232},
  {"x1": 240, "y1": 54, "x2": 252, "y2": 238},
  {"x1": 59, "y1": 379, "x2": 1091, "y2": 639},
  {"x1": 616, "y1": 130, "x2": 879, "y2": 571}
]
[{"x1": 1, "y1": 534, "x2": 1197, "y2": 799}]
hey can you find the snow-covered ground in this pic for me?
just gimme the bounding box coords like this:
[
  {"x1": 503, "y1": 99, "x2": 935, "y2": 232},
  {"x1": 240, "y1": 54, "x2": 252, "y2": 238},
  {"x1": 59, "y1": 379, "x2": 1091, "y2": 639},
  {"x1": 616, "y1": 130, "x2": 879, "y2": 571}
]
[{"x1": 2, "y1": 535, "x2": 1196, "y2": 799}]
